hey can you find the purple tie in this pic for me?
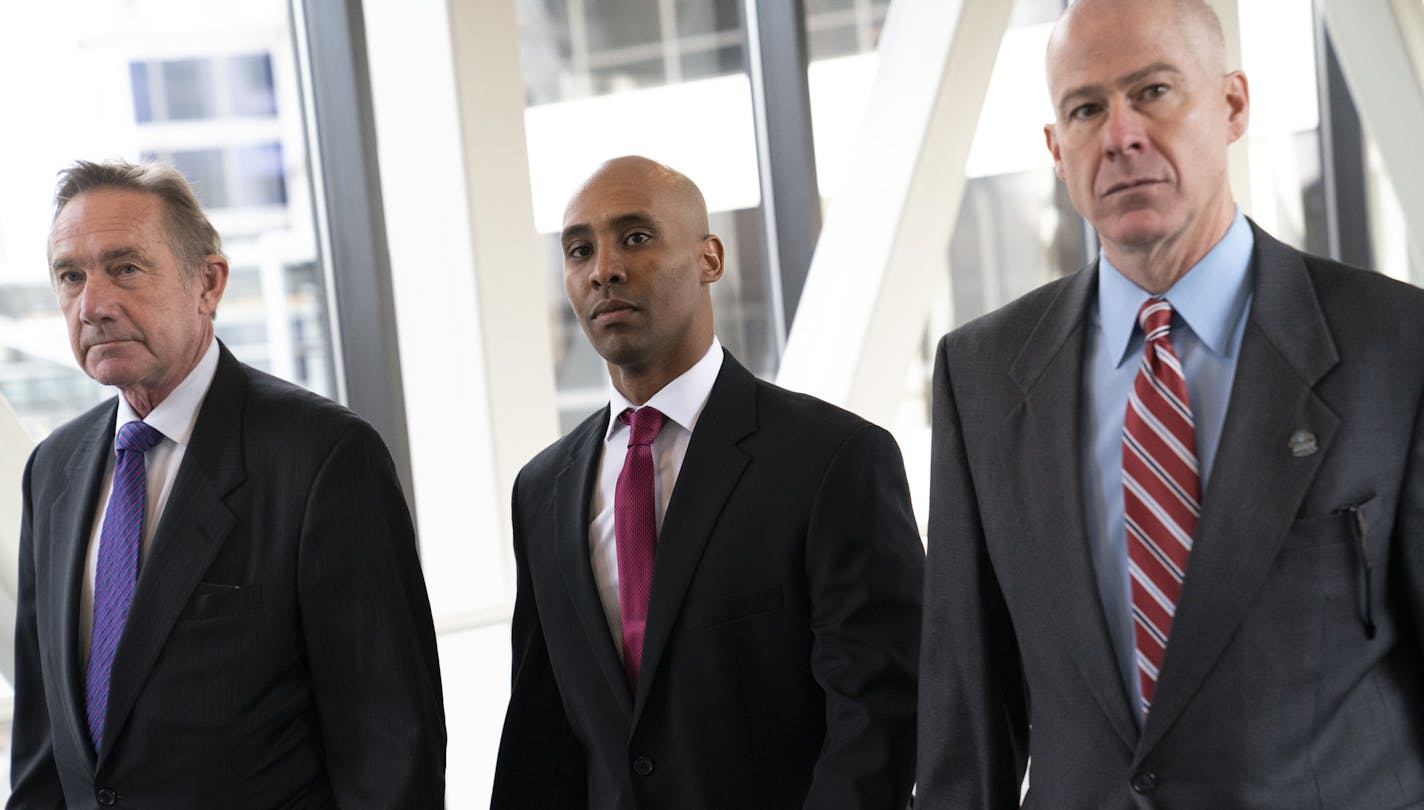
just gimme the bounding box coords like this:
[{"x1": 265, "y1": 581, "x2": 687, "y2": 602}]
[
  {"x1": 86, "y1": 419, "x2": 163, "y2": 749},
  {"x1": 615, "y1": 406, "x2": 666, "y2": 690}
]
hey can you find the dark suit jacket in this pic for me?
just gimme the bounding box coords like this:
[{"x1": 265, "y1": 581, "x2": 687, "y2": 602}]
[
  {"x1": 491, "y1": 351, "x2": 923, "y2": 809},
  {"x1": 10, "y1": 345, "x2": 446, "y2": 809},
  {"x1": 918, "y1": 223, "x2": 1424, "y2": 808}
]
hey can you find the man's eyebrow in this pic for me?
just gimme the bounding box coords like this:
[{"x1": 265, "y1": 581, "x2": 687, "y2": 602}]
[
  {"x1": 1056, "y1": 62, "x2": 1182, "y2": 109},
  {"x1": 560, "y1": 212, "x2": 658, "y2": 245},
  {"x1": 51, "y1": 246, "x2": 146, "y2": 275}
]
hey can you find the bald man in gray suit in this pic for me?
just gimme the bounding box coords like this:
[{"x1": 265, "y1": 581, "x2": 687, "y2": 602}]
[{"x1": 918, "y1": 1, "x2": 1424, "y2": 807}]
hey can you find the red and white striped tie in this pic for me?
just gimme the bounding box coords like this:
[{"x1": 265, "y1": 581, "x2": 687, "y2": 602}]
[{"x1": 1123, "y1": 298, "x2": 1199, "y2": 716}]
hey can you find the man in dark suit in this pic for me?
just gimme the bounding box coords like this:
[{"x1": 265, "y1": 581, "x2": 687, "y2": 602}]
[
  {"x1": 918, "y1": 0, "x2": 1424, "y2": 806},
  {"x1": 10, "y1": 160, "x2": 446, "y2": 808},
  {"x1": 491, "y1": 155, "x2": 924, "y2": 809}
]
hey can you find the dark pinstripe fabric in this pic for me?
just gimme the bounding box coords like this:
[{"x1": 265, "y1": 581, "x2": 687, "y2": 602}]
[{"x1": 11, "y1": 344, "x2": 446, "y2": 809}]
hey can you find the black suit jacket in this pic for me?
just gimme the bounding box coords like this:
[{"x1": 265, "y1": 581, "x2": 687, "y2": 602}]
[
  {"x1": 10, "y1": 345, "x2": 446, "y2": 809},
  {"x1": 918, "y1": 223, "x2": 1424, "y2": 808},
  {"x1": 491, "y1": 351, "x2": 923, "y2": 809}
]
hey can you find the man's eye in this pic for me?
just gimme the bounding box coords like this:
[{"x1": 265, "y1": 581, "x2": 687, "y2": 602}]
[
  {"x1": 1069, "y1": 103, "x2": 1102, "y2": 121},
  {"x1": 1142, "y1": 83, "x2": 1169, "y2": 100},
  {"x1": 57, "y1": 271, "x2": 83, "y2": 285},
  {"x1": 566, "y1": 245, "x2": 591, "y2": 259},
  {"x1": 117, "y1": 263, "x2": 140, "y2": 274},
  {"x1": 624, "y1": 232, "x2": 651, "y2": 246}
]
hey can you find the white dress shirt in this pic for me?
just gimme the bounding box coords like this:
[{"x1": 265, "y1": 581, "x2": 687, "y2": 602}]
[
  {"x1": 80, "y1": 337, "x2": 220, "y2": 663},
  {"x1": 589, "y1": 338, "x2": 724, "y2": 658}
]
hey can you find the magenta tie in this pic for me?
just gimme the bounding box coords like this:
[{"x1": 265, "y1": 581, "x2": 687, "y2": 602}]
[
  {"x1": 1123, "y1": 299, "x2": 1200, "y2": 716},
  {"x1": 615, "y1": 406, "x2": 666, "y2": 690},
  {"x1": 86, "y1": 419, "x2": 163, "y2": 749}
]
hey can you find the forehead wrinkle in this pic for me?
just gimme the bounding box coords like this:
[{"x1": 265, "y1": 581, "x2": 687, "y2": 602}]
[{"x1": 1058, "y1": 61, "x2": 1184, "y2": 106}]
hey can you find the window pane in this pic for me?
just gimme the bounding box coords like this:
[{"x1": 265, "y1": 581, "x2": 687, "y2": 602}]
[
  {"x1": 227, "y1": 53, "x2": 277, "y2": 116},
  {"x1": 168, "y1": 147, "x2": 230, "y2": 209},
  {"x1": 232, "y1": 142, "x2": 288, "y2": 206},
  {"x1": 583, "y1": 0, "x2": 663, "y2": 52},
  {"x1": 129, "y1": 61, "x2": 155, "y2": 122},
  {"x1": 675, "y1": 0, "x2": 739, "y2": 38},
  {"x1": 161, "y1": 57, "x2": 217, "y2": 120}
]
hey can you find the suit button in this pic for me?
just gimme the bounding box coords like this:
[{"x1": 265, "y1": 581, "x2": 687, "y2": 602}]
[
  {"x1": 632, "y1": 755, "x2": 655, "y2": 776},
  {"x1": 1131, "y1": 771, "x2": 1158, "y2": 794},
  {"x1": 97, "y1": 788, "x2": 118, "y2": 806}
]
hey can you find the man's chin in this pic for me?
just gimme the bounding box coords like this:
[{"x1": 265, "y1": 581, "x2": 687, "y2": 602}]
[
  {"x1": 84, "y1": 357, "x2": 146, "y2": 390},
  {"x1": 1099, "y1": 213, "x2": 1177, "y2": 251}
]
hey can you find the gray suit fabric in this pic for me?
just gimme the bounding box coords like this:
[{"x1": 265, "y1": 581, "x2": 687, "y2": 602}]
[{"x1": 918, "y1": 223, "x2": 1424, "y2": 809}]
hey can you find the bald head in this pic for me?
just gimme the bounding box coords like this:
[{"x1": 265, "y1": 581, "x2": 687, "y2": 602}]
[
  {"x1": 1048, "y1": 0, "x2": 1228, "y2": 97},
  {"x1": 565, "y1": 155, "x2": 711, "y2": 239}
]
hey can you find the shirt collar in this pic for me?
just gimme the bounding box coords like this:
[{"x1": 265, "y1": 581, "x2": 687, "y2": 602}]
[
  {"x1": 604, "y1": 337, "x2": 724, "y2": 441},
  {"x1": 1097, "y1": 209, "x2": 1255, "y2": 367},
  {"x1": 114, "y1": 337, "x2": 221, "y2": 447}
]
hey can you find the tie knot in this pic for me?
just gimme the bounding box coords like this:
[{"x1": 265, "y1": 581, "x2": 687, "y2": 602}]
[
  {"x1": 1137, "y1": 298, "x2": 1174, "y2": 343},
  {"x1": 116, "y1": 420, "x2": 163, "y2": 454},
  {"x1": 619, "y1": 407, "x2": 666, "y2": 448}
]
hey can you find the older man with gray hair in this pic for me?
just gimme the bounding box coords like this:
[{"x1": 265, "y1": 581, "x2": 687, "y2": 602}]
[{"x1": 10, "y1": 160, "x2": 446, "y2": 808}]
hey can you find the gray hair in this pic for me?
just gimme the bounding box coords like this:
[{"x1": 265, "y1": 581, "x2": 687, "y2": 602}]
[{"x1": 52, "y1": 159, "x2": 224, "y2": 277}]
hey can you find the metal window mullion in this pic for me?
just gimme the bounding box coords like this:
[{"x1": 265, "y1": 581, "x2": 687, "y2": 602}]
[
  {"x1": 740, "y1": 0, "x2": 822, "y2": 353},
  {"x1": 289, "y1": 0, "x2": 416, "y2": 517}
]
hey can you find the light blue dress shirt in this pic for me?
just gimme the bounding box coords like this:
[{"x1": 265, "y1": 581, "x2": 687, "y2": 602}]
[{"x1": 1081, "y1": 210, "x2": 1255, "y2": 722}]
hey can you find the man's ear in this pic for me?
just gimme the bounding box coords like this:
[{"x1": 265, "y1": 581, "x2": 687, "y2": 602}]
[
  {"x1": 700, "y1": 234, "x2": 725, "y2": 283},
  {"x1": 196, "y1": 255, "x2": 229, "y2": 318},
  {"x1": 1223, "y1": 70, "x2": 1250, "y2": 144},
  {"x1": 1045, "y1": 123, "x2": 1067, "y2": 181}
]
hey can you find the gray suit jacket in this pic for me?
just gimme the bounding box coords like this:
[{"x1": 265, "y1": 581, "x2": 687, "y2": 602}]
[{"x1": 918, "y1": 223, "x2": 1424, "y2": 809}]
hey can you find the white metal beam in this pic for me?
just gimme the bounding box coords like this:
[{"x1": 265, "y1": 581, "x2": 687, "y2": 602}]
[
  {"x1": 362, "y1": 0, "x2": 557, "y2": 621},
  {"x1": 445, "y1": 0, "x2": 562, "y2": 562},
  {"x1": 1320, "y1": 0, "x2": 1424, "y2": 261},
  {"x1": 775, "y1": 0, "x2": 1013, "y2": 425},
  {"x1": 0, "y1": 393, "x2": 31, "y2": 681}
]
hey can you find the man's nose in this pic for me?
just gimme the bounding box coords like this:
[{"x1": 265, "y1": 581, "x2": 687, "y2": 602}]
[
  {"x1": 589, "y1": 249, "x2": 625, "y2": 288},
  {"x1": 76, "y1": 275, "x2": 118, "y2": 323},
  {"x1": 1103, "y1": 103, "x2": 1147, "y2": 158}
]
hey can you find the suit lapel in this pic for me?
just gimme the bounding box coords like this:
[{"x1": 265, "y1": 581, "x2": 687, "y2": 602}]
[
  {"x1": 996, "y1": 267, "x2": 1140, "y2": 749},
  {"x1": 631, "y1": 353, "x2": 753, "y2": 725},
  {"x1": 553, "y1": 408, "x2": 635, "y2": 719},
  {"x1": 98, "y1": 348, "x2": 244, "y2": 763},
  {"x1": 1137, "y1": 226, "x2": 1340, "y2": 757},
  {"x1": 49, "y1": 405, "x2": 116, "y2": 766}
]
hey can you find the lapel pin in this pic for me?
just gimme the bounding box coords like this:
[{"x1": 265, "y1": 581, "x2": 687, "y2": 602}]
[{"x1": 1288, "y1": 429, "x2": 1318, "y2": 457}]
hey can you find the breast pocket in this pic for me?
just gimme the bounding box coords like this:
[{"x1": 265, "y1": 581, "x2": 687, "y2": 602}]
[
  {"x1": 1278, "y1": 495, "x2": 1381, "y2": 634},
  {"x1": 179, "y1": 583, "x2": 264, "y2": 622},
  {"x1": 682, "y1": 585, "x2": 783, "y2": 632}
]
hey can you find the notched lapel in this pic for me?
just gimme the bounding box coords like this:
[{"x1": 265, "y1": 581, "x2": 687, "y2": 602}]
[
  {"x1": 50, "y1": 407, "x2": 116, "y2": 765},
  {"x1": 553, "y1": 411, "x2": 633, "y2": 718},
  {"x1": 996, "y1": 268, "x2": 1139, "y2": 749},
  {"x1": 99, "y1": 352, "x2": 246, "y2": 763},
  {"x1": 632, "y1": 355, "x2": 753, "y2": 724},
  {"x1": 1138, "y1": 228, "x2": 1341, "y2": 757}
]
